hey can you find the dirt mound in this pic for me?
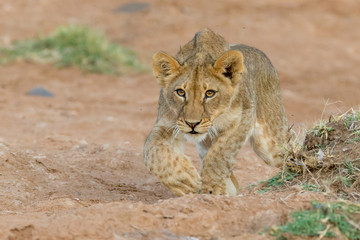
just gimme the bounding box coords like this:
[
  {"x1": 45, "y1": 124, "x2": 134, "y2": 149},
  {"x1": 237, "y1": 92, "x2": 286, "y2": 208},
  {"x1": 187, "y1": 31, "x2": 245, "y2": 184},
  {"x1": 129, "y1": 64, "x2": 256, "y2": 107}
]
[{"x1": 284, "y1": 110, "x2": 360, "y2": 200}]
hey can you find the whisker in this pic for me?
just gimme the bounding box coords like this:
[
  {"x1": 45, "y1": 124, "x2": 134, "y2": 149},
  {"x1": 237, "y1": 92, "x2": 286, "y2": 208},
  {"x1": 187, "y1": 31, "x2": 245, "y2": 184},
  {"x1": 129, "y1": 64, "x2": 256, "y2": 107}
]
[
  {"x1": 171, "y1": 125, "x2": 180, "y2": 143},
  {"x1": 211, "y1": 126, "x2": 218, "y2": 136},
  {"x1": 207, "y1": 126, "x2": 218, "y2": 143},
  {"x1": 207, "y1": 128, "x2": 214, "y2": 142},
  {"x1": 166, "y1": 125, "x2": 176, "y2": 133}
]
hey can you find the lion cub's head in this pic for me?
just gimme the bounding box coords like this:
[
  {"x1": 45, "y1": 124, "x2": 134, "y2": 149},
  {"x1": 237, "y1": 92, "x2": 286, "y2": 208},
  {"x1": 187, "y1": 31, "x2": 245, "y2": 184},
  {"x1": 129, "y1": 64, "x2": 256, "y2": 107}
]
[{"x1": 152, "y1": 29, "x2": 245, "y2": 142}]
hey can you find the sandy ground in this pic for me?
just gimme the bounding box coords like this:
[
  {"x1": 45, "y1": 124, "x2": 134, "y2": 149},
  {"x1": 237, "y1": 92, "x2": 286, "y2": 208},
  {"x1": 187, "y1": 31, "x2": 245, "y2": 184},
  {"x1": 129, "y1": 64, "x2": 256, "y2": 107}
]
[{"x1": 0, "y1": 0, "x2": 359, "y2": 239}]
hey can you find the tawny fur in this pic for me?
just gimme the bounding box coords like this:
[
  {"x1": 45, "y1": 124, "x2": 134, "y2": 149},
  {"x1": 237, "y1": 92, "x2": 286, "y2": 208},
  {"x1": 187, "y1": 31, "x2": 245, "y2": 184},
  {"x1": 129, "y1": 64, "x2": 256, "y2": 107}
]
[{"x1": 144, "y1": 29, "x2": 290, "y2": 196}]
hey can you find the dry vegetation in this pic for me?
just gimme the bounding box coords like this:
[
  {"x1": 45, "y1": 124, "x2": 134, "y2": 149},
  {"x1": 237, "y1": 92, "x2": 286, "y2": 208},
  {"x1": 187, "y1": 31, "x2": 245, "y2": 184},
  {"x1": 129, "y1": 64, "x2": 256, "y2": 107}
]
[
  {"x1": 280, "y1": 109, "x2": 360, "y2": 201},
  {"x1": 249, "y1": 110, "x2": 360, "y2": 239}
]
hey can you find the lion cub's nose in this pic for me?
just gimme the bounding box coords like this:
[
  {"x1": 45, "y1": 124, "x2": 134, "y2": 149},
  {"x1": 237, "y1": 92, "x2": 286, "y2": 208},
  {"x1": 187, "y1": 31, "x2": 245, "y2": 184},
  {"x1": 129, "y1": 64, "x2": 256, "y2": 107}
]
[{"x1": 185, "y1": 121, "x2": 201, "y2": 129}]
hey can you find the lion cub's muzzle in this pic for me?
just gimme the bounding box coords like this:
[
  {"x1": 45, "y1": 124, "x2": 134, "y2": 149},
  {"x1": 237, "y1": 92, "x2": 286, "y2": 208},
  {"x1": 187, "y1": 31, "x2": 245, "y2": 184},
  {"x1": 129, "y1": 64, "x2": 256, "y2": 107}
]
[
  {"x1": 185, "y1": 121, "x2": 201, "y2": 134},
  {"x1": 177, "y1": 118, "x2": 212, "y2": 135}
]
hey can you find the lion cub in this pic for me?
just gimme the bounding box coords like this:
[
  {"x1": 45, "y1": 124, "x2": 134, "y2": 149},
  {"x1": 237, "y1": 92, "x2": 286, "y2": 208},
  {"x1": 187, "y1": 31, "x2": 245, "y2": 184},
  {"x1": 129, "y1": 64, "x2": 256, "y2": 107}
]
[{"x1": 144, "y1": 29, "x2": 290, "y2": 196}]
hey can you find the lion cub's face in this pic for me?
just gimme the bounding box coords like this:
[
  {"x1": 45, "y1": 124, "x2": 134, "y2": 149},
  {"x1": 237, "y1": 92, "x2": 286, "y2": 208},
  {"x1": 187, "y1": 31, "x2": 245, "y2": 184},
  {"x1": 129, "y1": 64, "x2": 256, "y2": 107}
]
[
  {"x1": 153, "y1": 51, "x2": 244, "y2": 142},
  {"x1": 166, "y1": 66, "x2": 232, "y2": 142}
]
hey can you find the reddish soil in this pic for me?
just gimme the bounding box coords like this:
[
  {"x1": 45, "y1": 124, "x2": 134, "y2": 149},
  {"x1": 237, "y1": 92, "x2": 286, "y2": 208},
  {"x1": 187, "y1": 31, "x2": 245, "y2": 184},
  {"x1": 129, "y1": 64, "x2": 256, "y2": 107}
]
[{"x1": 0, "y1": 0, "x2": 359, "y2": 239}]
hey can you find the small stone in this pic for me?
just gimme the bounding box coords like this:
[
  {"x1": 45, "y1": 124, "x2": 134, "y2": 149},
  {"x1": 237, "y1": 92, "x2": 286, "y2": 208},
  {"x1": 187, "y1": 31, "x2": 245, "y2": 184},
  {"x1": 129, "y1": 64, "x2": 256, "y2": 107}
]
[
  {"x1": 0, "y1": 151, "x2": 9, "y2": 161},
  {"x1": 73, "y1": 140, "x2": 88, "y2": 150},
  {"x1": 107, "y1": 158, "x2": 119, "y2": 169},
  {"x1": 79, "y1": 140, "x2": 88, "y2": 146},
  {"x1": 27, "y1": 86, "x2": 54, "y2": 97},
  {"x1": 342, "y1": 147, "x2": 349, "y2": 152},
  {"x1": 114, "y1": 2, "x2": 149, "y2": 13},
  {"x1": 101, "y1": 143, "x2": 109, "y2": 151},
  {"x1": 317, "y1": 149, "x2": 324, "y2": 160},
  {"x1": 105, "y1": 116, "x2": 115, "y2": 121},
  {"x1": 72, "y1": 145, "x2": 81, "y2": 150},
  {"x1": 0, "y1": 143, "x2": 8, "y2": 150}
]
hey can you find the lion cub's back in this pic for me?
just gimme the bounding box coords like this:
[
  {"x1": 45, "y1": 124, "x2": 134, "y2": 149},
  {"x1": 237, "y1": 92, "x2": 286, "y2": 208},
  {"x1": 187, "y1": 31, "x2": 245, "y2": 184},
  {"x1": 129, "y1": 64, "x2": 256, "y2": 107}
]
[
  {"x1": 230, "y1": 44, "x2": 287, "y2": 133},
  {"x1": 230, "y1": 44, "x2": 277, "y2": 79}
]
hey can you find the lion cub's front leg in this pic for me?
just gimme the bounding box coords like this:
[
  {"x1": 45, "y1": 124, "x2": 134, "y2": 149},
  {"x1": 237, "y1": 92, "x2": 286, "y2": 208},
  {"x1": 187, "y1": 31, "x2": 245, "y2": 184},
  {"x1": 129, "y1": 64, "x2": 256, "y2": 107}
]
[
  {"x1": 144, "y1": 127, "x2": 201, "y2": 196},
  {"x1": 197, "y1": 137, "x2": 239, "y2": 196},
  {"x1": 200, "y1": 121, "x2": 251, "y2": 195}
]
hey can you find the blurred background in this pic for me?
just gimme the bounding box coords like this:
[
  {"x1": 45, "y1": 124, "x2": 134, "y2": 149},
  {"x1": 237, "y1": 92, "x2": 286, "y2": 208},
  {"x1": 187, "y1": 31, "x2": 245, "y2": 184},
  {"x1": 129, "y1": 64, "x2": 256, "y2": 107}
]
[{"x1": 0, "y1": 0, "x2": 359, "y2": 127}]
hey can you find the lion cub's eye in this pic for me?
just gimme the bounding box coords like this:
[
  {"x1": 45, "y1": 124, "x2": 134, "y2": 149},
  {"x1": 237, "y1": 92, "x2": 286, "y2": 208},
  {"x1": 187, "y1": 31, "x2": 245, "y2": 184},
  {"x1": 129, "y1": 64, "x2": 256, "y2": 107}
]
[
  {"x1": 205, "y1": 90, "x2": 216, "y2": 98},
  {"x1": 175, "y1": 89, "x2": 186, "y2": 97}
]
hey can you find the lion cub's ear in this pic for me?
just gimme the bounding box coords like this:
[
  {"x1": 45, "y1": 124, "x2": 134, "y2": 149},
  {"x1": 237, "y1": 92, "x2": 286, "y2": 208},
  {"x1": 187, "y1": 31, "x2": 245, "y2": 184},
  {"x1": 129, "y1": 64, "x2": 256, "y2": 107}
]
[
  {"x1": 213, "y1": 50, "x2": 244, "y2": 85},
  {"x1": 152, "y1": 52, "x2": 180, "y2": 88}
]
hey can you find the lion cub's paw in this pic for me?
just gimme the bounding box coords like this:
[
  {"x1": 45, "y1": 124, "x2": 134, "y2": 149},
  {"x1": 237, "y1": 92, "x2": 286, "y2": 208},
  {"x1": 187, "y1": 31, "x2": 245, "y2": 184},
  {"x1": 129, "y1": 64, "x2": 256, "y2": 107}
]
[
  {"x1": 201, "y1": 173, "x2": 238, "y2": 196},
  {"x1": 161, "y1": 165, "x2": 201, "y2": 196},
  {"x1": 201, "y1": 180, "x2": 226, "y2": 195}
]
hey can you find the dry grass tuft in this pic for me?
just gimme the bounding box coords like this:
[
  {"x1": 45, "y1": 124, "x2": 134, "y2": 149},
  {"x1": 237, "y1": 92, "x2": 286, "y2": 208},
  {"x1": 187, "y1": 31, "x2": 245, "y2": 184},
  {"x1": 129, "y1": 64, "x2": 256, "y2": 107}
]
[{"x1": 281, "y1": 109, "x2": 360, "y2": 201}]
